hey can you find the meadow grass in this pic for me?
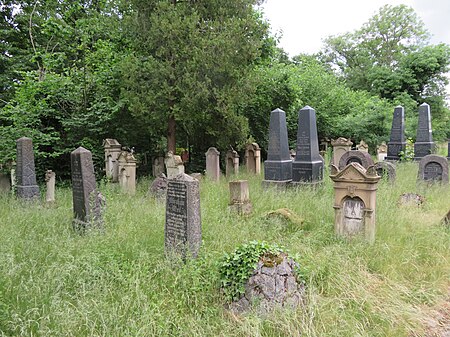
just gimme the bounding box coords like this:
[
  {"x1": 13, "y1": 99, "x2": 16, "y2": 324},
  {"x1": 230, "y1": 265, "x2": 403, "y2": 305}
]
[{"x1": 0, "y1": 162, "x2": 449, "y2": 336}]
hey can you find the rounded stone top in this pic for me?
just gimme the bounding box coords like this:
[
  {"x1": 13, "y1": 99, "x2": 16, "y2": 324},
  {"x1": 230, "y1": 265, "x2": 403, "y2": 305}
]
[{"x1": 206, "y1": 147, "x2": 220, "y2": 155}]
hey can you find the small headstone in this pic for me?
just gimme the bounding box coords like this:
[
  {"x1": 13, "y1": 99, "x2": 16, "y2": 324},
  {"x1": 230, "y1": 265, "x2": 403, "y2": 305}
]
[
  {"x1": 229, "y1": 180, "x2": 252, "y2": 215},
  {"x1": 245, "y1": 143, "x2": 261, "y2": 174},
  {"x1": 103, "y1": 138, "x2": 121, "y2": 182},
  {"x1": 148, "y1": 173, "x2": 167, "y2": 199},
  {"x1": 374, "y1": 161, "x2": 396, "y2": 182},
  {"x1": 386, "y1": 106, "x2": 406, "y2": 161},
  {"x1": 205, "y1": 147, "x2": 220, "y2": 181},
  {"x1": 225, "y1": 150, "x2": 239, "y2": 177},
  {"x1": 292, "y1": 106, "x2": 323, "y2": 185},
  {"x1": 165, "y1": 151, "x2": 185, "y2": 179},
  {"x1": 338, "y1": 150, "x2": 374, "y2": 170},
  {"x1": 45, "y1": 170, "x2": 56, "y2": 203},
  {"x1": 152, "y1": 156, "x2": 165, "y2": 177},
  {"x1": 10, "y1": 162, "x2": 16, "y2": 191},
  {"x1": 0, "y1": 173, "x2": 11, "y2": 194},
  {"x1": 263, "y1": 108, "x2": 292, "y2": 187},
  {"x1": 71, "y1": 147, "x2": 104, "y2": 231},
  {"x1": 377, "y1": 142, "x2": 388, "y2": 161},
  {"x1": 165, "y1": 173, "x2": 201, "y2": 259},
  {"x1": 118, "y1": 151, "x2": 137, "y2": 195},
  {"x1": 331, "y1": 137, "x2": 353, "y2": 166},
  {"x1": 16, "y1": 137, "x2": 40, "y2": 200},
  {"x1": 414, "y1": 103, "x2": 435, "y2": 160},
  {"x1": 398, "y1": 193, "x2": 425, "y2": 207},
  {"x1": 417, "y1": 155, "x2": 448, "y2": 184},
  {"x1": 356, "y1": 140, "x2": 369, "y2": 153}
]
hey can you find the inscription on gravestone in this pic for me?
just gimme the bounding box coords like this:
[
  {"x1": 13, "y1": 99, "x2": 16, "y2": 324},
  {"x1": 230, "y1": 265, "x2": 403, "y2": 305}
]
[
  {"x1": 417, "y1": 155, "x2": 448, "y2": 184},
  {"x1": 166, "y1": 181, "x2": 188, "y2": 246},
  {"x1": 386, "y1": 106, "x2": 406, "y2": 161},
  {"x1": 16, "y1": 137, "x2": 40, "y2": 199},
  {"x1": 423, "y1": 162, "x2": 443, "y2": 181},
  {"x1": 342, "y1": 197, "x2": 365, "y2": 236}
]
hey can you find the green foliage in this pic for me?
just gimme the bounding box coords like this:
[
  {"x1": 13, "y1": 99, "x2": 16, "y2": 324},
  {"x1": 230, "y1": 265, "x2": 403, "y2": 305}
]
[
  {"x1": 399, "y1": 138, "x2": 415, "y2": 161},
  {"x1": 218, "y1": 241, "x2": 284, "y2": 302}
]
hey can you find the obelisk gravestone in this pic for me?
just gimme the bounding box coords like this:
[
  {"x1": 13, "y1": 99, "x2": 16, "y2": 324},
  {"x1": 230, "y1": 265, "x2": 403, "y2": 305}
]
[
  {"x1": 414, "y1": 103, "x2": 435, "y2": 160},
  {"x1": 16, "y1": 137, "x2": 40, "y2": 199},
  {"x1": 386, "y1": 106, "x2": 406, "y2": 161}
]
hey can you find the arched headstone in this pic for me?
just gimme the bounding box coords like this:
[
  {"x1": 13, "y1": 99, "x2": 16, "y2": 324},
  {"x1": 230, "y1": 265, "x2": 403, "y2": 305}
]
[{"x1": 338, "y1": 150, "x2": 374, "y2": 170}]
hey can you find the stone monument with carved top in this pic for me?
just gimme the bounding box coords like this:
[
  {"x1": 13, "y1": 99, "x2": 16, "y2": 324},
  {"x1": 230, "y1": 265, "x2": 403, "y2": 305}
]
[
  {"x1": 331, "y1": 137, "x2": 353, "y2": 166},
  {"x1": 245, "y1": 143, "x2": 261, "y2": 174},
  {"x1": 16, "y1": 137, "x2": 40, "y2": 200},
  {"x1": 103, "y1": 138, "x2": 121, "y2": 182}
]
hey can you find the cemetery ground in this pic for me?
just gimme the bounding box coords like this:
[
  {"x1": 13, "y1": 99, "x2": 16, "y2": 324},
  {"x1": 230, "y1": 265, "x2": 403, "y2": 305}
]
[{"x1": 0, "y1": 162, "x2": 449, "y2": 336}]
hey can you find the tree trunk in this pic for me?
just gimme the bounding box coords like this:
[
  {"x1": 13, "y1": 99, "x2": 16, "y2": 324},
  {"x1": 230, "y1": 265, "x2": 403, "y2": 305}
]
[{"x1": 167, "y1": 115, "x2": 176, "y2": 153}]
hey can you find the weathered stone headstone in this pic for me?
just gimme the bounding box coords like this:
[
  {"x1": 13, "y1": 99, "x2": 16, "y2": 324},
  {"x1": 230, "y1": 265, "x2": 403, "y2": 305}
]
[
  {"x1": 165, "y1": 151, "x2": 185, "y2": 179},
  {"x1": 417, "y1": 155, "x2": 448, "y2": 184},
  {"x1": 338, "y1": 150, "x2": 374, "y2": 170},
  {"x1": 263, "y1": 108, "x2": 292, "y2": 187},
  {"x1": 16, "y1": 137, "x2": 40, "y2": 200},
  {"x1": 356, "y1": 140, "x2": 369, "y2": 153},
  {"x1": 103, "y1": 138, "x2": 121, "y2": 182},
  {"x1": 374, "y1": 161, "x2": 396, "y2": 182},
  {"x1": 152, "y1": 156, "x2": 165, "y2": 177},
  {"x1": 447, "y1": 140, "x2": 450, "y2": 160},
  {"x1": 386, "y1": 106, "x2": 406, "y2": 161},
  {"x1": 45, "y1": 170, "x2": 56, "y2": 203},
  {"x1": 0, "y1": 172, "x2": 10, "y2": 194},
  {"x1": 205, "y1": 147, "x2": 220, "y2": 182},
  {"x1": 292, "y1": 106, "x2": 323, "y2": 185},
  {"x1": 377, "y1": 142, "x2": 388, "y2": 161},
  {"x1": 330, "y1": 163, "x2": 380, "y2": 242},
  {"x1": 226, "y1": 150, "x2": 239, "y2": 177},
  {"x1": 331, "y1": 137, "x2": 353, "y2": 166},
  {"x1": 10, "y1": 161, "x2": 16, "y2": 191},
  {"x1": 414, "y1": 103, "x2": 435, "y2": 160},
  {"x1": 71, "y1": 147, "x2": 104, "y2": 231},
  {"x1": 165, "y1": 173, "x2": 201, "y2": 259},
  {"x1": 148, "y1": 173, "x2": 167, "y2": 199},
  {"x1": 117, "y1": 151, "x2": 137, "y2": 195},
  {"x1": 229, "y1": 180, "x2": 252, "y2": 215},
  {"x1": 245, "y1": 143, "x2": 261, "y2": 174}
]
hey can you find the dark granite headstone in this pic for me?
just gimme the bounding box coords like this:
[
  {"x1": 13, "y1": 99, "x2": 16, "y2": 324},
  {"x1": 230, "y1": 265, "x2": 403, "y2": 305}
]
[
  {"x1": 16, "y1": 137, "x2": 40, "y2": 199},
  {"x1": 414, "y1": 103, "x2": 435, "y2": 160},
  {"x1": 417, "y1": 155, "x2": 448, "y2": 184},
  {"x1": 374, "y1": 161, "x2": 396, "y2": 182},
  {"x1": 263, "y1": 108, "x2": 292, "y2": 186},
  {"x1": 338, "y1": 150, "x2": 374, "y2": 170},
  {"x1": 71, "y1": 147, "x2": 103, "y2": 231},
  {"x1": 447, "y1": 141, "x2": 450, "y2": 160},
  {"x1": 165, "y1": 173, "x2": 201, "y2": 259},
  {"x1": 292, "y1": 106, "x2": 323, "y2": 185},
  {"x1": 386, "y1": 106, "x2": 406, "y2": 161}
]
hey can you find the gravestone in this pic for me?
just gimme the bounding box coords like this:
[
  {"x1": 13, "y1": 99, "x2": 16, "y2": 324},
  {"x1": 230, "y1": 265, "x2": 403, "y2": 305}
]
[
  {"x1": 103, "y1": 138, "x2": 121, "y2": 182},
  {"x1": 165, "y1": 173, "x2": 201, "y2": 259},
  {"x1": 356, "y1": 140, "x2": 369, "y2": 153},
  {"x1": 386, "y1": 106, "x2": 406, "y2": 161},
  {"x1": 377, "y1": 142, "x2": 388, "y2": 161},
  {"x1": 374, "y1": 161, "x2": 396, "y2": 182},
  {"x1": 447, "y1": 141, "x2": 450, "y2": 160},
  {"x1": 165, "y1": 151, "x2": 184, "y2": 179},
  {"x1": 229, "y1": 180, "x2": 252, "y2": 215},
  {"x1": 10, "y1": 161, "x2": 16, "y2": 191},
  {"x1": 117, "y1": 151, "x2": 137, "y2": 195},
  {"x1": 330, "y1": 163, "x2": 381, "y2": 242},
  {"x1": 263, "y1": 108, "x2": 292, "y2": 187},
  {"x1": 152, "y1": 156, "x2": 165, "y2": 177},
  {"x1": 292, "y1": 106, "x2": 323, "y2": 185},
  {"x1": 414, "y1": 103, "x2": 435, "y2": 160},
  {"x1": 148, "y1": 173, "x2": 167, "y2": 199},
  {"x1": 0, "y1": 173, "x2": 10, "y2": 194},
  {"x1": 245, "y1": 143, "x2": 261, "y2": 174},
  {"x1": 338, "y1": 150, "x2": 374, "y2": 170},
  {"x1": 331, "y1": 137, "x2": 353, "y2": 166},
  {"x1": 205, "y1": 147, "x2": 220, "y2": 182},
  {"x1": 417, "y1": 155, "x2": 448, "y2": 184},
  {"x1": 226, "y1": 150, "x2": 239, "y2": 177},
  {"x1": 45, "y1": 170, "x2": 56, "y2": 203},
  {"x1": 16, "y1": 137, "x2": 40, "y2": 200},
  {"x1": 71, "y1": 147, "x2": 104, "y2": 231}
]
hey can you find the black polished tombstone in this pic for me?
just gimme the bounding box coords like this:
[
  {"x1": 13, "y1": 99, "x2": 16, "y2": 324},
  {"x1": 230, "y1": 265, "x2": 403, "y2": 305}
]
[
  {"x1": 414, "y1": 103, "x2": 435, "y2": 160},
  {"x1": 386, "y1": 106, "x2": 406, "y2": 161},
  {"x1": 292, "y1": 106, "x2": 323, "y2": 185}
]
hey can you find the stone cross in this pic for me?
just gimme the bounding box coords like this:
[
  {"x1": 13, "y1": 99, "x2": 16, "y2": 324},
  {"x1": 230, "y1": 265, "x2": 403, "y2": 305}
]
[
  {"x1": 417, "y1": 155, "x2": 448, "y2": 184},
  {"x1": 331, "y1": 137, "x2": 353, "y2": 166},
  {"x1": 386, "y1": 106, "x2": 406, "y2": 161},
  {"x1": 165, "y1": 173, "x2": 201, "y2": 259},
  {"x1": 228, "y1": 180, "x2": 252, "y2": 215},
  {"x1": 45, "y1": 170, "x2": 56, "y2": 203},
  {"x1": 226, "y1": 150, "x2": 239, "y2": 177},
  {"x1": 263, "y1": 108, "x2": 292, "y2": 187},
  {"x1": 205, "y1": 147, "x2": 220, "y2": 182},
  {"x1": 16, "y1": 137, "x2": 40, "y2": 200},
  {"x1": 414, "y1": 103, "x2": 435, "y2": 160},
  {"x1": 245, "y1": 143, "x2": 261, "y2": 174},
  {"x1": 292, "y1": 106, "x2": 323, "y2": 186},
  {"x1": 103, "y1": 138, "x2": 121, "y2": 182}
]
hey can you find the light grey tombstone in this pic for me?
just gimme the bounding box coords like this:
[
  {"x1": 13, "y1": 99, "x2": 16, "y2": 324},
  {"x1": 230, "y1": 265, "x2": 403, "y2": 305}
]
[
  {"x1": 16, "y1": 137, "x2": 40, "y2": 200},
  {"x1": 226, "y1": 150, "x2": 239, "y2": 177},
  {"x1": 205, "y1": 147, "x2": 220, "y2": 182},
  {"x1": 103, "y1": 138, "x2": 121, "y2": 182},
  {"x1": 377, "y1": 142, "x2": 388, "y2": 161},
  {"x1": 153, "y1": 156, "x2": 165, "y2": 177},
  {"x1": 45, "y1": 170, "x2": 56, "y2": 203},
  {"x1": 245, "y1": 143, "x2": 261, "y2": 174}
]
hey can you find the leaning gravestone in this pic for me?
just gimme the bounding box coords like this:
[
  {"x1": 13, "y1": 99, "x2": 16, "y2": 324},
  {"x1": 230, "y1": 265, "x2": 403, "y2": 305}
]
[
  {"x1": 386, "y1": 106, "x2": 406, "y2": 161},
  {"x1": 263, "y1": 108, "x2": 292, "y2": 187},
  {"x1": 292, "y1": 106, "x2": 323, "y2": 185},
  {"x1": 16, "y1": 137, "x2": 40, "y2": 200},
  {"x1": 417, "y1": 155, "x2": 448, "y2": 184},
  {"x1": 338, "y1": 150, "x2": 374, "y2": 170},
  {"x1": 71, "y1": 147, "x2": 104, "y2": 231},
  {"x1": 414, "y1": 103, "x2": 435, "y2": 160},
  {"x1": 165, "y1": 173, "x2": 201, "y2": 259},
  {"x1": 374, "y1": 161, "x2": 396, "y2": 182}
]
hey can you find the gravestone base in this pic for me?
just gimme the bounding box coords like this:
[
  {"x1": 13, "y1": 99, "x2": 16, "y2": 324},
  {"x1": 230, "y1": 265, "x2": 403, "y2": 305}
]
[
  {"x1": 414, "y1": 142, "x2": 435, "y2": 161},
  {"x1": 290, "y1": 180, "x2": 323, "y2": 189},
  {"x1": 386, "y1": 142, "x2": 406, "y2": 161},
  {"x1": 17, "y1": 185, "x2": 40, "y2": 199},
  {"x1": 292, "y1": 160, "x2": 323, "y2": 184},
  {"x1": 229, "y1": 202, "x2": 253, "y2": 215},
  {"x1": 263, "y1": 160, "x2": 292, "y2": 181},
  {"x1": 262, "y1": 180, "x2": 291, "y2": 190}
]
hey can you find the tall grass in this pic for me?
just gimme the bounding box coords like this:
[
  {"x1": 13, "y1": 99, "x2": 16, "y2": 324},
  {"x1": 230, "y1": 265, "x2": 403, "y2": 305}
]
[{"x1": 0, "y1": 162, "x2": 449, "y2": 336}]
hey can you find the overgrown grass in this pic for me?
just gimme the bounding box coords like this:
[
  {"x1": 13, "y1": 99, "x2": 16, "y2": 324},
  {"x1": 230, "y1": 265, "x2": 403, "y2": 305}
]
[{"x1": 0, "y1": 162, "x2": 449, "y2": 336}]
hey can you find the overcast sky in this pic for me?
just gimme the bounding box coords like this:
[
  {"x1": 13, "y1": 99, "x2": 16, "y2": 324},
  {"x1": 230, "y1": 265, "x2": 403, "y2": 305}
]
[{"x1": 261, "y1": 0, "x2": 450, "y2": 56}]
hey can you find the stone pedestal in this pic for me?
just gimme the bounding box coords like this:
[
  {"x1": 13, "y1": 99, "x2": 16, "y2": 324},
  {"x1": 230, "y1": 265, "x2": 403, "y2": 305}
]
[
  {"x1": 331, "y1": 137, "x2": 353, "y2": 166},
  {"x1": 386, "y1": 106, "x2": 406, "y2": 161},
  {"x1": 263, "y1": 108, "x2": 292, "y2": 187},
  {"x1": 165, "y1": 151, "x2": 185, "y2": 179},
  {"x1": 226, "y1": 150, "x2": 239, "y2": 177},
  {"x1": 118, "y1": 151, "x2": 137, "y2": 195},
  {"x1": 16, "y1": 137, "x2": 40, "y2": 200},
  {"x1": 292, "y1": 106, "x2": 323, "y2": 186},
  {"x1": 245, "y1": 143, "x2": 261, "y2": 174},
  {"x1": 229, "y1": 180, "x2": 252, "y2": 215},
  {"x1": 356, "y1": 140, "x2": 369, "y2": 153},
  {"x1": 45, "y1": 170, "x2": 56, "y2": 203},
  {"x1": 414, "y1": 103, "x2": 435, "y2": 160},
  {"x1": 330, "y1": 163, "x2": 380, "y2": 243},
  {"x1": 103, "y1": 138, "x2": 121, "y2": 182}
]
